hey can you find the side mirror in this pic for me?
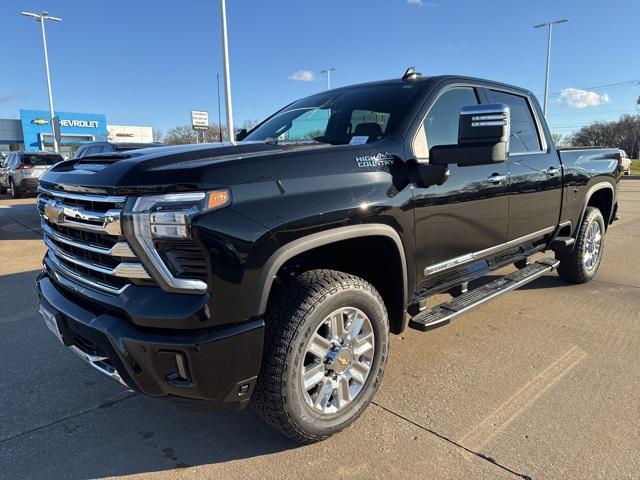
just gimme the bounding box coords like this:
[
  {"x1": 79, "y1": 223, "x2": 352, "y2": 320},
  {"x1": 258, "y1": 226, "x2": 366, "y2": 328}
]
[
  {"x1": 235, "y1": 128, "x2": 248, "y2": 141},
  {"x1": 430, "y1": 103, "x2": 510, "y2": 167}
]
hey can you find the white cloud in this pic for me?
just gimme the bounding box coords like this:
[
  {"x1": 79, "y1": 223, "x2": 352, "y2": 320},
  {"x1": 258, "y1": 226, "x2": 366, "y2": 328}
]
[
  {"x1": 407, "y1": 0, "x2": 436, "y2": 6},
  {"x1": 289, "y1": 70, "x2": 315, "y2": 82},
  {"x1": 560, "y1": 88, "x2": 611, "y2": 109}
]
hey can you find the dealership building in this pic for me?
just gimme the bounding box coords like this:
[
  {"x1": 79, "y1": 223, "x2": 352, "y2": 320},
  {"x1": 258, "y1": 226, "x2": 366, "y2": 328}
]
[{"x1": 0, "y1": 109, "x2": 153, "y2": 158}]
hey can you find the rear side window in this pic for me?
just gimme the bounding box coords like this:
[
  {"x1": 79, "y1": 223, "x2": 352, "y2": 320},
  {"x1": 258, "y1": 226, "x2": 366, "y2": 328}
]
[
  {"x1": 488, "y1": 90, "x2": 542, "y2": 154},
  {"x1": 21, "y1": 154, "x2": 62, "y2": 166}
]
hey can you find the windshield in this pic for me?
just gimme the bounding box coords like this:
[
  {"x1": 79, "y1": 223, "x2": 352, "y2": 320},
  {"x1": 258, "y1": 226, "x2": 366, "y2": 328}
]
[
  {"x1": 21, "y1": 154, "x2": 62, "y2": 166},
  {"x1": 245, "y1": 83, "x2": 423, "y2": 145}
]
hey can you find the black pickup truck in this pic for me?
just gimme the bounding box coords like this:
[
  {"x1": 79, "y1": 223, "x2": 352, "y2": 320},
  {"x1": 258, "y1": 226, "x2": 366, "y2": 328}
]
[{"x1": 36, "y1": 70, "x2": 621, "y2": 443}]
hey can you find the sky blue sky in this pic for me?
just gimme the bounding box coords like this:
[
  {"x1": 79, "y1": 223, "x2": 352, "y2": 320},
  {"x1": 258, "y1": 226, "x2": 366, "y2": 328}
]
[{"x1": 1, "y1": 0, "x2": 638, "y2": 137}]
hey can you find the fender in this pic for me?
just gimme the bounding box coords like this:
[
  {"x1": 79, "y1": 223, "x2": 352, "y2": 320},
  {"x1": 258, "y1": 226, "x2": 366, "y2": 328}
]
[
  {"x1": 576, "y1": 180, "x2": 615, "y2": 234},
  {"x1": 254, "y1": 224, "x2": 408, "y2": 317}
]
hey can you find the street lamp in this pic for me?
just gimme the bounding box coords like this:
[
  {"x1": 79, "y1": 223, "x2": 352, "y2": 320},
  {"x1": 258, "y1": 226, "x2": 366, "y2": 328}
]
[
  {"x1": 22, "y1": 11, "x2": 62, "y2": 153},
  {"x1": 534, "y1": 18, "x2": 568, "y2": 116},
  {"x1": 219, "y1": 0, "x2": 235, "y2": 143},
  {"x1": 320, "y1": 67, "x2": 337, "y2": 90}
]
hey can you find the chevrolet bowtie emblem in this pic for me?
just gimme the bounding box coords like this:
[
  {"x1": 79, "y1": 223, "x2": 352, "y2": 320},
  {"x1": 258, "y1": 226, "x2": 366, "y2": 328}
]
[
  {"x1": 338, "y1": 357, "x2": 348, "y2": 366},
  {"x1": 31, "y1": 118, "x2": 50, "y2": 125},
  {"x1": 44, "y1": 200, "x2": 64, "y2": 224}
]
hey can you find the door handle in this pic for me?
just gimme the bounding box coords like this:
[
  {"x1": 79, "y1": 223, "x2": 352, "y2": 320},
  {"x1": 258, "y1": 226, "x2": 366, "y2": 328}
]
[
  {"x1": 546, "y1": 167, "x2": 560, "y2": 176},
  {"x1": 486, "y1": 174, "x2": 507, "y2": 184}
]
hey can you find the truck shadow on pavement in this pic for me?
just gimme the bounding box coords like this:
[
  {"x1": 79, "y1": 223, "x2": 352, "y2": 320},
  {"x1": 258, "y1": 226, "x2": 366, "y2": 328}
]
[{"x1": 0, "y1": 269, "x2": 300, "y2": 479}]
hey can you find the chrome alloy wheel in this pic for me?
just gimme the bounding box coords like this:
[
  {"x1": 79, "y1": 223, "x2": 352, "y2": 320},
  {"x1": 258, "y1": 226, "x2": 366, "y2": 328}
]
[
  {"x1": 300, "y1": 307, "x2": 375, "y2": 414},
  {"x1": 583, "y1": 221, "x2": 602, "y2": 271}
]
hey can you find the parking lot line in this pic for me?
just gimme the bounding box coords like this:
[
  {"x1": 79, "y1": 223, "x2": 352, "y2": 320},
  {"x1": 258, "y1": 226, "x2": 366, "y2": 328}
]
[{"x1": 459, "y1": 345, "x2": 588, "y2": 452}]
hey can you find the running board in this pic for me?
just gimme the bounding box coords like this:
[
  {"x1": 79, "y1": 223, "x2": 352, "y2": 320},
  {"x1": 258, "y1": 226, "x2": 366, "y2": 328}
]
[{"x1": 409, "y1": 258, "x2": 560, "y2": 332}]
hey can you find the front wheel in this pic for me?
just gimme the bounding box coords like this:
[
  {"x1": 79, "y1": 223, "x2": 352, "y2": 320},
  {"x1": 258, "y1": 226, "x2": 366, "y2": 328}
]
[
  {"x1": 557, "y1": 207, "x2": 605, "y2": 283},
  {"x1": 252, "y1": 269, "x2": 389, "y2": 443}
]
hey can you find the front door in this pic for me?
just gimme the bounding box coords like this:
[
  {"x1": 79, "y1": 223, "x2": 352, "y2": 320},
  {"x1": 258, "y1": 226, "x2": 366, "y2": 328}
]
[
  {"x1": 487, "y1": 89, "x2": 562, "y2": 240},
  {"x1": 412, "y1": 86, "x2": 509, "y2": 282}
]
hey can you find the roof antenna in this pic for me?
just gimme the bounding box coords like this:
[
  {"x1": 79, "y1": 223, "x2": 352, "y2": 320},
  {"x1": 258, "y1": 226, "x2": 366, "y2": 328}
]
[{"x1": 402, "y1": 67, "x2": 421, "y2": 81}]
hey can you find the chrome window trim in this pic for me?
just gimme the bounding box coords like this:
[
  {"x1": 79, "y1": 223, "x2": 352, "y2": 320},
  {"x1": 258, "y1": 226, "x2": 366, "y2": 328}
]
[{"x1": 423, "y1": 226, "x2": 555, "y2": 276}]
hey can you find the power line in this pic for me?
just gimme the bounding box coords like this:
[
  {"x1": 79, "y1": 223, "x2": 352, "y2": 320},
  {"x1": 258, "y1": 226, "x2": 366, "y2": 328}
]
[{"x1": 545, "y1": 79, "x2": 640, "y2": 97}]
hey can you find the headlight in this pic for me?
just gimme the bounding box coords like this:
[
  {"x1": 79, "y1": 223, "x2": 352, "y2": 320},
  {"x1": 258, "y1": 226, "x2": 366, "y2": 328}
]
[{"x1": 128, "y1": 190, "x2": 230, "y2": 293}]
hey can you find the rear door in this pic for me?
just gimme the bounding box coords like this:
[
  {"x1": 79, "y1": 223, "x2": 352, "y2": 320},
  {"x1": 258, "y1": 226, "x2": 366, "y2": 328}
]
[{"x1": 487, "y1": 89, "x2": 562, "y2": 241}]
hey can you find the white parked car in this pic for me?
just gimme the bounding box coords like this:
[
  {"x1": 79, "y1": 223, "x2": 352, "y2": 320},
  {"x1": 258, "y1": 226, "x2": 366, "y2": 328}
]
[{"x1": 620, "y1": 149, "x2": 632, "y2": 175}]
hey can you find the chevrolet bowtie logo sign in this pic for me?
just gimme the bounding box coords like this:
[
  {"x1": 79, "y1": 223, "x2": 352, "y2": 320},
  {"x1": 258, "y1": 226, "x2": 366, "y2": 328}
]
[
  {"x1": 44, "y1": 200, "x2": 64, "y2": 225},
  {"x1": 31, "y1": 118, "x2": 50, "y2": 125}
]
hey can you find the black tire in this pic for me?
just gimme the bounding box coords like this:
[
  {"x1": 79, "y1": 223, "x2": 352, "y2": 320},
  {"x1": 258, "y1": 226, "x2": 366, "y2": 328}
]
[
  {"x1": 252, "y1": 269, "x2": 389, "y2": 443},
  {"x1": 557, "y1": 207, "x2": 605, "y2": 283},
  {"x1": 9, "y1": 179, "x2": 20, "y2": 199},
  {"x1": 0, "y1": 186, "x2": 6, "y2": 194}
]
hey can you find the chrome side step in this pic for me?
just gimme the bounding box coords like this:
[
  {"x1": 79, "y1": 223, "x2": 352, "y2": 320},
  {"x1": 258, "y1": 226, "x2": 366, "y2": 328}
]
[{"x1": 409, "y1": 258, "x2": 560, "y2": 332}]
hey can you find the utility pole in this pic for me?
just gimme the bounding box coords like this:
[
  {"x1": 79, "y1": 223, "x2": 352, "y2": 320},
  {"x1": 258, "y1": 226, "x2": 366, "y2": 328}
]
[
  {"x1": 22, "y1": 11, "x2": 62, "y2": 152},
  {"x1": 217, "y1": 73, "x2": 223, "y2": 142},
  {"x1": 320, "y1": 67, "x2": 337, "y2": 90},
  {"x1": 534, "y1": 19, "x2": 568, "y2": 116},
  {"x1": 219, "y1": 0, "x2": 235, "y2": 143}
]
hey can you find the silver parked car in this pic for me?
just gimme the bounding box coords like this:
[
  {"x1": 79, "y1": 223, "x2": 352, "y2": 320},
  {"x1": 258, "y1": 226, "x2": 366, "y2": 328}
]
[
  {"x1": 0, "y1": 151, "x2": 63, "y2": 198},
  {"x1": 620, "y1": 149, "x2": 632, "y2": 175}
]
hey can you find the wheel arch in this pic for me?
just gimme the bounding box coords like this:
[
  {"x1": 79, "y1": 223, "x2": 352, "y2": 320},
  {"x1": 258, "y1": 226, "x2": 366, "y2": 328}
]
[
  {"x1": 577, "y1": 181, "x2": 615, "y2": 235},
  {"x1": 255, "y1": 224, "x2": 409, "y2": 334}
]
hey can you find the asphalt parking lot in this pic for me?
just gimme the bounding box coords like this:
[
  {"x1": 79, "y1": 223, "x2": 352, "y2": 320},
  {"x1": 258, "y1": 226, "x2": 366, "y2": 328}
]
[{"x1": 1, "y1": 181, "x2": 639, "y2": 480}]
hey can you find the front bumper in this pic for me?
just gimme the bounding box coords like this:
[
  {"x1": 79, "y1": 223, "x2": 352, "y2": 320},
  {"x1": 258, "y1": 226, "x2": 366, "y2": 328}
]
[{"x1": 37, "y1": 273, "x2": 265, "y2": 410}]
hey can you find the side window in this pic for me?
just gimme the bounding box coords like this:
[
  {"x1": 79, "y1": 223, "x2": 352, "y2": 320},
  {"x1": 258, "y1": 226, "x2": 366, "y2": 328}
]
[
  {"x1": 489, "y1": 90, "x2": 542, "y2": 154},
  {"x1": 425, "y1": 87, "x2": 479, "y2": 149},
  {"x1": 413, "y1": 87, "x2": 479, "y2": 161}
]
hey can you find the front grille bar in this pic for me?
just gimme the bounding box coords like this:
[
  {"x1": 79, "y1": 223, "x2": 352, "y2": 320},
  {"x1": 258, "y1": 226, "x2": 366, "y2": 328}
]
[
  {"x1": 45, "y1": 254, "x2": 128, "y2": 295},
  {"x1": 41, "y1": 221, "x2": 135, "y2": 258},
  {"x1": 37, "y1": 196, "x2": 122, "y2": 236},
  {"x1": 38, "y1": 186, "x2": 127, "y2": 204},
  {"x1": 44, "y1": 236, "x2": 151, "y2": 279}
]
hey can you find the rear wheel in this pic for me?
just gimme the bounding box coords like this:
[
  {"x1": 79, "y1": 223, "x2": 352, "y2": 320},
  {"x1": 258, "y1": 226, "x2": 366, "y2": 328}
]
[
  {"x1": 253, "y1": 269, "x2": 389, "y2": 443},
  {"x1": 9, "y1": 179, "x2": 20, "y2": 199},
  {"x1": 557, "y1": 207, "x2": 605, "y2": 283}
]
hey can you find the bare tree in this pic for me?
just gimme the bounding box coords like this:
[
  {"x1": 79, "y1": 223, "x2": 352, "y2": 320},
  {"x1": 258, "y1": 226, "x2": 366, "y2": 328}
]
[
  {"x1": 164, "y1": 125, "x2": 231, "y2": 145},
  {"x1": 569, "y1": 114, "x2": 640, "y2": 158},
  {"x1": 153, "y1": 128, "x2": 164, "y2": 143},
  {"x1": 164, "y1": 125, "x2": 197, "y2": 145},
  {"x1": 551, "y1": 132, "x2": 564, "y2": 147},
  {"x1": 242, "y1": 119, "x2": 260, "y2": 131}
]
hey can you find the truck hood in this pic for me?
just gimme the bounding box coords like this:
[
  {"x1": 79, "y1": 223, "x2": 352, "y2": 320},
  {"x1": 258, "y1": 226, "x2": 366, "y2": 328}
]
[{"x1": 39, "y1": 141, "x2": 342, "y2": 195}]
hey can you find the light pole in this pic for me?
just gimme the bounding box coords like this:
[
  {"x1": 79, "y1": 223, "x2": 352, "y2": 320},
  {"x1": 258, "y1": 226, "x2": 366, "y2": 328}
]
[
  {"x1": 219, "y1": 0, "x2": 235, "y2": 143},
  {"x1": 22, "y1": 11, "x2": 62, "y2": 153},
  {"x1": 534, "y1": 19, "x2": 568, "y2": 116},
  {"x1": 320, "y1": 67, "x2": 337, "y2": 90}
]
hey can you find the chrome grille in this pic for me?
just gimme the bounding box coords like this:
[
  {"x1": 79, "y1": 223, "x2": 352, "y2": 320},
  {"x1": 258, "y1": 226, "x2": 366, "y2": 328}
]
[{"x1": 38, "y1": 186, "x2": 152, "y2": 294}]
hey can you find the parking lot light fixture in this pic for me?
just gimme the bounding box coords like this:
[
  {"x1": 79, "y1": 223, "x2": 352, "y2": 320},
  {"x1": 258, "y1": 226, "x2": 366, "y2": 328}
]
[
  {"x1": 534, "y1": 19, "x2": 568, "y2": 116},
  {"x1": 220, "y1": 0, "x2": 235, "y2": 144},
  {"x1": 21, "y1": 11, "x2": 62, "y2": 153},
  {"x1": 320, "y1": 67, "x2": 337, "y2": 91}
]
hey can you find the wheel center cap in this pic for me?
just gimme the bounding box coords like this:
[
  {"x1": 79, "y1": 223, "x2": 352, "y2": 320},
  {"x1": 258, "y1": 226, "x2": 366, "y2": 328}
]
[{"x1": 326, "y1": 348, "x2": 352, "y2": 374}]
